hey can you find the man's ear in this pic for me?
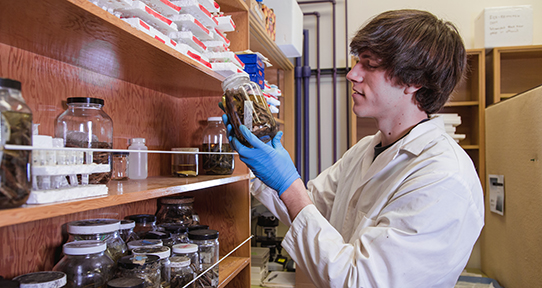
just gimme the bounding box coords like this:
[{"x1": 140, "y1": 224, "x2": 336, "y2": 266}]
[{"x1": 404, "y1": 84, "x2": 422, "y2": 95}]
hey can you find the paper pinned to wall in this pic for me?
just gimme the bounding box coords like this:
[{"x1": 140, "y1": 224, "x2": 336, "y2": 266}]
[{"x1": 488, "y1": 174, "x2": 505, "y2": 215}]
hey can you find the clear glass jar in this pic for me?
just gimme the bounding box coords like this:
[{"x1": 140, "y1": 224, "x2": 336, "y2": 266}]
[
  {"x1": 120, "y1": 219, "x2": 140, "y2": 243},
  {"x1": 117, "y1": 255, "x2": 161, "y2": 288},
  {"x1": 132, "y1": 246, "x2": 171, "y2": 287},
  {"x1": 0, "y1": 78, "x2": 32, "y2": 209},
  {"x1": 188, "y1": 229, "x2": 219, "y2": 287},
  {"x1": 221, "y1": 73, "x2": 278, "y2": 147},
  {"x1": 125, "y1": 214, "x2": 158, "y2": 238},
  {"x1": 53, "y1": 240, "x2": 114, "y2": 287},
  {"x1": 159, "y1": 223, "x2": 189, "y2": 245},
  {"x1": 201, "y1": 117, "x2": 234, "y2": 175},
  {"x1": 169, "y1": 256, "x2": 195, "y2": 288},
  {"x1": 156, "y1": 196, "x2": 199, "y2": 226},
  {"x1": 67, "y1": 219, "x2": 127, "y2": 262},
  {"x1": 143, "y1": 230, "x2": 174, "y2": 249},
  {"x1": 112, "y1": 152, "x2": 129, "y2": 180},
  {"x1": 13, "y1": 271, "x2": 67, "y2": 288},
  {"x1": 171, "y1": 147, "x2": 198, "y2": 177},
  {"x1": 127, "y1": 239, "x2": 163, "y2": 251},
  {"x1": 54, "y1": 97, "x2": 113, "y2": 184},
  {"x1": 107, "y1": 277, "x2": 145, "y2": 288},
  {"x1": 171, "y1": 243, "x2": 199, "y2": 274}
]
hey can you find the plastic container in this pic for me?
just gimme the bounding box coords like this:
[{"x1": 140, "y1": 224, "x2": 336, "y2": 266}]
[
  {"x1": 107, "y1": 277, "x2": 145, "y2": 288},
  {"x1": 53, "y1": 240, "x2": 115, "y2": 287},
  {"x1": 171, "y1": 243, "x2": 199, "y2": 273},
  {"x1": 0, "y1": 78, "x2": 32, "y2": 209},
  {"x1": 169, "y1": 256, "x2": 195, "y2": 288},
  {"x1": 171, "y1": 147, "x2": 198, "y2": 177},
  {"x1": 13, "y1": 271, "x2": 67, "y2": 288},
  {"x1": 188, "y1": 229, "x2": 219, "y2": 287},
  {"x1": 132, "y1": 246, "x2": 171, "y2": 287},
  {"x1": 117, "y1": 255, "x2": 161, "y2": 288},
  {"x1": 112, "y1": 152, "x2": 129, "y2": 180},
  {"x1": 54, "y1": 97, "x2": 113, "y2": 184},
  {"x1": 120, "y1": 219, "x2": 140, "y2": 243},
  {"x1": 67, "y1": 219, "x2": 127, "y2": 262},
  {"x1": 128, "y1": 138, "x2": 148, "y2": 180},
  {"x1": 125, "y1": 214, "x2": 157, "y2": 237},
  {"x1": 201, "y1": 117, "x2": 234, "y2": 175},
  {"x1": 221, "y1": 73, "x2": 278, "y2": 147},
  {"x1": 156, "y1": 196, "x2": 199, "y2": 226}
]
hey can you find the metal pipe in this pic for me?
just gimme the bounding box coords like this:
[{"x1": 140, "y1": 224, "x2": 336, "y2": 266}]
[
  {"x1": 303, "y1": 11, "x2": 321, "y2": 173},
  {"x1": 294, "y1": 57, "x2": 303, "y2": 177},
  {"x1": 302, "y1": 29, "x2": 311, "y2": 183},
  {"x1": 345, "y1": 0, "x2": 351, "y2": 149}
]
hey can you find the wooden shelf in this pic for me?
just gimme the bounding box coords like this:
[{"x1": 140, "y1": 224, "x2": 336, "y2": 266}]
[
  {"x1": 218, "y1": 256, "x2": 251, "y2": 288},
  {"x1": 0, "y1": 174, "x2": 250, "y2": 228},
  {"x1": 461, "y1": 145, "x2": 480, "y2": 150},
  {"x1": 445, "y1": 101, "x2": 479, "y2": 107}
]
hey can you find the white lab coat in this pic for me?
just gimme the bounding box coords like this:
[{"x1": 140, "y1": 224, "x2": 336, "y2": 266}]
[{"x1": 251, "y1": 117, "x2": 484, "y2": 288}]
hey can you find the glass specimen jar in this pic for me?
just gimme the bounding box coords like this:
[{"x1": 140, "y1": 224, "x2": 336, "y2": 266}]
[
  {"x1": 221, "y1": 73, "x2": 278, "y2": 147},
  {"x1": 169, "y1": 256, "x2": 195, "y2": 288},
  {"x1": 120, "y1": 219, "x2": 139, "y2": 243},
  {"x1": 188, "y1": 229, "x2": 219, "y2": 287},
  {"x1": 171, "y1": 147, "x2": 198, "y2": 177},
  {"x1": 0, "y1": 78, "x2": 32, "y2": 209},
  {"x1": 143, "y1": 230, "x2": 174, "y2": 249},
  {"x1": 67, "y1": 219, "x2": 127, "y2": 262},
  {"x1": 201, "y1": 117, "x2": 234, "y2": 175},
  {"x1": 53, "y1": 240, "x2": 114, "y2": 287},
  {"x1": 125, "y1": 214, "x2": 158, "y2": 238},
  {"x1": 13, "y1": 271, "x2": 67, "y2": 288},
  {"x1": 107, "y1": 277, "x2": 145, "y2": 288},
  {"x1": 159, "y1": 223, "x2": 189, "y2": 245},
  {"x1": 112, "y1": 152, "x2": 129, "y2": 180},
  {"x1": 117, "y1": 255, "x2": 161, "y2": 288},
  {"x1": 132, "y1": 246, "x2": 171, "y2": 287},
  {"x1": 127, "y1": 239, "x2": 163, "y2": 251},
  {"x1": 171, "y1": 243, "x2": 200, "y2": 274},
  {"x1": 54, "y1": 97, "x2": 113, "y2": 184},
  {"x1": 156, "y1": 196, "x2": 199, "y2": 226}
]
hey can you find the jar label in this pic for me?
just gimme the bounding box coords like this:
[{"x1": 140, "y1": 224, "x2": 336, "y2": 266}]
[{"x1": 243, "y1": 100, "x2": 254, "y2": 132}]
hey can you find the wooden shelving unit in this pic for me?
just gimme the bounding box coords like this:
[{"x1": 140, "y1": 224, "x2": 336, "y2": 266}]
[
  {"x1": 0, "y1": 0, "x2": 294, "y2": 285},
  {"x1": 348, "y1": 49, "x2": 486, "y2": 188},
  {"x1": 486, "y1": 45, "x2": 542, "y2": 106}
]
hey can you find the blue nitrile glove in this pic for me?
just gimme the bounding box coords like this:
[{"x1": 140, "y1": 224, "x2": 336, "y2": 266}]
[{"x1": 230, "y1": 124, "x2": 300, "y2": 196}]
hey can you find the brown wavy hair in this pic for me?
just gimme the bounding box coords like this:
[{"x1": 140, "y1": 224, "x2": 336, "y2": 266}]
[{"x1": 350, "y1": 9, "x2": 467, "y2": 114}]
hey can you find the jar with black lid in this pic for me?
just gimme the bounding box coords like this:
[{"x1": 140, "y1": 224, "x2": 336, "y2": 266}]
[
  {"x1": 156, "y1": 196, "x2": 199, "y2": 226},
  {"x1": 67, "y1": 219, "x2": 127, "y2": 262},
  {"x1": 107, "y1": 277, "x2": 145, "y2": 288},
  {"x1": 188, "y1": 229, "x2": 219, "y2": 288},
  {"x1": 54, "y1": 97, "x2": 113, "y2": 184},
  {"x1": 53, "y1": 240, "x2": 114, "y2": 287},
  {"x1": 159, "y1": 223, "x2": 189, "y2": 245},
  {"x1": 0, "y1": 279, "x2": 20, "y2": 288},
  {"x1": 117, "y1": 255, "x2": 161, "y2": 288},
  {"x1": 125, "y1": 214, "x2": 158, "y2": 238},
  {"x1": 0, "y1": 77, "x2": 32, "y2": 209},
  {"x1": 13, "y1": 271, "x2": 67, "y2": 288},
  {"x1": 143, "y1": 230, "x2": 174, "y2": 248}
]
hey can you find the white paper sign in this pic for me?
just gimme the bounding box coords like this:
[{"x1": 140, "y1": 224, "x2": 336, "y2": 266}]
[{"x1": 488, "y1": 174, "x2": 505, "y2": 215}]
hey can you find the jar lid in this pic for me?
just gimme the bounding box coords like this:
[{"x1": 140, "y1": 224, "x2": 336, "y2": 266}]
[
  {"x1": 107, "y1": 277, "x2": 145, "y2": 288},
  {"x1": 159, "y1": 196, "x2": 194, "y2": 205},
  {"x1": 221, "y1": 73, "x2": 249, "y2": 91},
  {"x1": 143, "y1": 230, "x2": 171, "y2": 240},
  {"x1": 124, "y1": 214, "x2": 156, "y2": 224},
  {"x1": 120, "y1": 219, "x2": 136, "y2": 230},
  {"x1": 159, "y1": 223, "x2": 188, "y2": 234},
  {"x1": 67, "y1": 97, "x2": 104, "y2": 106},
  {"x1": 132, "y1": 246, "x2": 171, "y2": 259},
  {"x1": 63, "y1": 240, "x2": 107, "y2": 255},
  {"x1": 0, "y1": 78, "x2": 21, "y2": 91},
  {"x1": 172, "y1": 243, "x2": 198, "y2": 254},
  {"x1": 13, "y1": 272, "x2": 67, "y2": 288},
  {"x1": 67, "y1": 219, "x2": 120, "y2": 234},
  {"x1": 207, "y1": 116, "x2": 222, "y2": 122},
  {"x1": 127, "y1": 239, "x2": 163, "y2": 250},
  {"x1": 130, "y1": 138, "x2": 145, "y2": 144},
  {"x1": 0, "y1": 279, "x2": 20, "y2": 288},
  {"x1": 188, "y1": 224, "x2": 209, "y2": 232},
  {"x1": 169, "y1": 256, "x2": 191, "y2": 268},
  {"x1": 117, "y1": 254, "x2": 160, "y2": 269},
  {"x1": 188, "y1": 229, "x2": 219, "y2": 240},
  {"x1": 113, "y1": 152, "x2": 129, "y2": 156}
]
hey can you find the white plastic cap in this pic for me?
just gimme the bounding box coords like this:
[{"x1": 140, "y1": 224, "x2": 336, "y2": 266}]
[
  {"x1": 13, "y1": 271, "x2": 67, "y2": 288},
  {"x1": 169, "y1": 256, "x2": 191, "y2": 268},
  {"x1": 130, "y1": 138, "x2": 145, "y2": 144},
  {"x1": 132, "y1": 246, "x2": 171, "y2": 260},
  {"x1": 120, "y1": 219, "x2": 136, "y2": 230},
  {"x1": 32, "y1": 135, "x2": 53, "y2": 148},
  {"x1": 63, "y1": 240, "x2": 107, "y2": 255},
  {"x1": 52, "y1": 138, "x2": 64, "y2": 148},
  {"x1": 67, "y1": 219, "x2": 121, "y2": 235},
  {"x1": 127, "y1": 239, "x2": 163, "y2": 250},
  {"x1": 207, "y1": 117, "x2": 222, "y2": 122},
  {"x1": 172, "y1": 243, "x2": 198, "y2": 254}
]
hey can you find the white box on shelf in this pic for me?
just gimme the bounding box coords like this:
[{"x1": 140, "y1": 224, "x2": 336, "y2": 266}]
[
  {"x1": 119, "y1": 1, "x2": 178, "y2": 34},
  {"x1": 474, "y1": 5, "x2": 533, "y2": 48},
  {"x1": 264, "y1": 0, "x2": 303, "y2": 57}
]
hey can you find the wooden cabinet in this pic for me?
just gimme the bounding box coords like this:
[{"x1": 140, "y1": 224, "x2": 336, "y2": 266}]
[
  {"x1": 486, "y1": 45, "x2": 542, "y2": 106},
  {"x1": 349, "y1": 49, "x2": 486, "y2": 188},
  {"x1": 0, "y1": 0, "x2": 294, "y2": 286}
]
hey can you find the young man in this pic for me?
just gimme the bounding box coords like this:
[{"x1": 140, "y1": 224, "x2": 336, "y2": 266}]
[{"x1": 224, "y1": 9, "x2": 484, "y2": 287}]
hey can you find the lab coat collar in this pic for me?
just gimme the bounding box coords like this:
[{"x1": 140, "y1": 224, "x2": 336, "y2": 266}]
[{"x1": 397, "y1": 116, "x2": 446, "y2": 157}]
